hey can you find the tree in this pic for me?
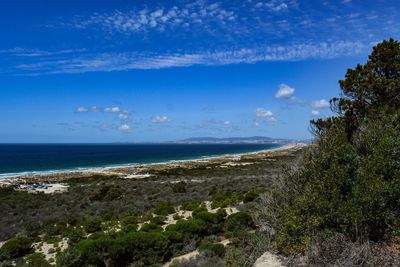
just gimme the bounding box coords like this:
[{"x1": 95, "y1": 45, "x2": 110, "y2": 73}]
[
  {"x1": 312, "y1": 38, "x2": 400, "y2": 138},
  {"x1": 0, "y1": 237, "x2": 33, "y2": 261}
]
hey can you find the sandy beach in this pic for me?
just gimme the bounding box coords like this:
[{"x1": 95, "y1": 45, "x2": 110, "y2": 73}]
[{"x1": 0, "y1": 143, "x2": 307, "y2": 184}]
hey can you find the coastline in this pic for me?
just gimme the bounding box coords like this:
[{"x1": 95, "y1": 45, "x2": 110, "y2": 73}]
[{"x1": 0, "y1": 143, "x2": 307, "y2": 183}]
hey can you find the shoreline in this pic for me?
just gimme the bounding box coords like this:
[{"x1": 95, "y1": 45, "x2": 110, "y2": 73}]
[{"x1": 0, "y1": 143, "x2": 307, "y2": 183}]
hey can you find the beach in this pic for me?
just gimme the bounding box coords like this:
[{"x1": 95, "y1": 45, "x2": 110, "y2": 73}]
[{"x1": 0, "y1": 143, "x2": 306, "y2": 184}]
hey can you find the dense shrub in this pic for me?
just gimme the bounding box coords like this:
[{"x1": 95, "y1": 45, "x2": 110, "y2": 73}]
[
  {"x1": 150, "y1": 215, "x2": 167, "y2": 225},
  {"x1": 256, "y1": 39, "x2": 400, "y2": 256},
  {"x1": 166, "y1": 218, "x2": 208, "y2": 235},
  {"x1": 121, "y1": 215, "x2": 138, "y2": 232},
  {"x1": 198, "y1": 240, "x2": 226, "y2": 258},
  {"x1": 0, "y1": 237, "x2": 33, "y2": 261},
  {"x1": 171, "y1": 181, "x2": 187, "y2": 193},
  {"x1": 154, "y1": 203, "x2": 175, "y2": 216},
  {"x1": 89, "y1": 184, "x2": 124, "y2": 201},
  {"x1": 211, "y1": 192, "x2": 242, "y2": 209},
  {"x1": 181, "y1": 200, "x2": 202, "y2": 211},
  {"x1": 225, "y1": 212, "x2": 254, "y2": 233},
  {"x1": 141, "y1": 223, "x2": 163, "y2": 232},
  {"x1": 57, "y1": 231, "x2": 170, "y2": 267},
  {"x1": 21, "y1": 253, "x2": 52, "y2": 267},
  {"x1": 83, "y1": 217, "x2": 103, "y2": 233}
]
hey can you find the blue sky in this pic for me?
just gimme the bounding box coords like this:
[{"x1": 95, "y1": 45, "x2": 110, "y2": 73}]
[{"x1": 0, "y1": 0, "x2": 399, "y2": 143}]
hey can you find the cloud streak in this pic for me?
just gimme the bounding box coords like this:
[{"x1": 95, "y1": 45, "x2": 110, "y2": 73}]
[{"x1": 10, "y1": 41, "x2": 365, "y2": 75}]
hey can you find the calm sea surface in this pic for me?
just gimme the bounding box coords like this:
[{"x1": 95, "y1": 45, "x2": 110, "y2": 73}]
[{"x1": 0, "y1": 143, "x2": 281, "y2": 178}]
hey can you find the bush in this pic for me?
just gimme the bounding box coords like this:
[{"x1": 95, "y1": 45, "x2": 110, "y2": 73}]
[
  {"x1": 198, "y1": 240, "x2": 226, "y2": 258},
  {"x1": 154, "y1": 203, "x2": 175, "y2": 216},
  {"x1": 171, "y1": 181, "x2": 187, "y2": 193},
  {"x1": 67, "y1": 228, "x2": 85, "y2": 245},
  {"x1": 141, "y1": 223, "x2": 163, "y2": 232},
  {"x1": 20, "y1": 253, "x2": 52, "y2": 267},
  {"x1": 57, "y1": 231, "x2": 170, "y2": 266},
  {"x1": 255, "y1": 39, "x2": 400, "y2": 255},
  {"x1": 181, "y1": 200, "x2": 201, "y2": 211},
  {"x1": 0, "y1": 237, "x2": 33, "y2": 260},
  {"x1": 166, "y1": 218, "x2": 208, "y2": 235},
  {"x1": 211, "y1": 192, "x2": 242, "y2": 209},
  {"x1": 83, "y1": 217, "x2": 103, "y2": 233},
  {"x1": 150, "y1": 215, "x2": 167, "y2": 225},
  {"x1": 243, "y1": 190, "x2": 262, "y2": 203},
  {"x1": 224, "y1": 212, "x2": 254, "y2": 233}
]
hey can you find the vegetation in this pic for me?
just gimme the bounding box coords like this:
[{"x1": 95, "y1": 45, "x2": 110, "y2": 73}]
[
  {"x1": 0, "y1": 237, "x2": 33, "y2": 261},
  {"x1": 256, "y1": 39, "x2": 400, "y2": 264}
]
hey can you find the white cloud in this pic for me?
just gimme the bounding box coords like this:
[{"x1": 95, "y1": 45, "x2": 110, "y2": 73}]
[
  {"x1": 255, "y1": 108, "x2": 276, "y2": 121},
  {"x1": 74, "y1": 2, "x2": 236, "y2": 34},
  {"x1": 275, "y1": 83, "x2": 295, "y2": 98},
  {"x1": 312, "y1": 99, "x2": 330, "y2": 109},
  {"x1": 223, "y1": 120, "x2": 231, "y2": 125},
  {"x1": 14, "y1": 41, "x2": 365, "y2": 75},
  {"x1": 90, "y1": 106, "x2": 102, "y2": 112},
  {"x1": 119, "y1": 124, "x2": 131, "y2": 132},
  {"x1": 152, "y1": 115, "x2": 169, "y2": 123},
  {"x1": 76, "y1": 107, "x2": 88, "y2": 113},
  {"x1": 311, "y1": 110, "x2": 320, "y2": 116},
  {"x1": 119, "y1": 113, "x2": 129, "y2": 120},
  {"x1": 104, "y1": 107, "x2": 121, "y2": 113},
  {"x1": 253, "y1": 122, "x2": 260, "y2": 127}
]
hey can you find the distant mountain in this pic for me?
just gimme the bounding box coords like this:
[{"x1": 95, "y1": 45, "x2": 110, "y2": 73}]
[{"x1": 175, "y1": 136, "x2": 297, "y2": 144}]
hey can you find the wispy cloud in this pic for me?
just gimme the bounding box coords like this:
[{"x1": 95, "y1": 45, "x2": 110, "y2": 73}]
[
  {"x1": 312, "y1": 99, "x2": 330, "y2": 109},
  {"x1": 9, "y1": 41, "x2": 365, "y2": 75},
  {"x1": 73, "y1": 1, "x2": 236, "y2": 34},
  {"x1": 152, "y1": 115, "x2": 169, "y2": 123},
  {"x1": 74, "y1": 105, "x2": 133, "y2": 133},
  {"x1": 275, "y1": 83, "x2": 295, "y2": 98},
  {"x1": 255, "y1": 108, "x2": 276, "y2": 121}
]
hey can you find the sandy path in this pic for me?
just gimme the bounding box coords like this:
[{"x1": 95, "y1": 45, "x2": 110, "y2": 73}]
[{"x1": 254, "y1": 252, "x2": 285, "y2": 267}]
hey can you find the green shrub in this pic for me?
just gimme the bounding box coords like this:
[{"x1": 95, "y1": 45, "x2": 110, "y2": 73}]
[
  {"x1": 192, "y1": 205, "x2": 207, "y2": 216},
  {"x1": 141, "y1": 223, "x2": 163, "y2": 232},
  {"x1": 83, "y1": 217, "x2": 103, "y2": 233},
  {"x1": 166, "y1": 218, "x2": 207, "y2": 235},
  {"x1": 67, "y1": 228, "x2": 85, "y2": 245},
  {"x1": 181, "y1": 200, "x2": 201, "y2": 211},
  {"x1": 211, "y1": 192, "x2": 242, "y2": 209},
  {"x1": 243, "y1": 191, "x2": 261, "y2": 203},
  {"x1": 255, "y1": 39, "x2": 400, "y2": 255},
  {"x1": 57, "y1": 231, "x2": 170, "y2": 266},
  {"x1": 0, "y1": 237, "x2": 33, "y2": 260},
  {"x1": 154, "y1": 203, "x2": 175, "y2": 216},
  {"x1": 150, "y1": 215, "x2": 167, "y2": 225},
  {"x1": 171, "y1": 181, "x2": 187, "y2": 193},
  {"x1": 224, "y1": 212, "x2": 254, "y2": 233},
  {"x1": 22, "y1": 253, "x2": 52, "y2": 267},
  {"x1": 198, "y1": 240, "x2": 226, "y2": 258}
]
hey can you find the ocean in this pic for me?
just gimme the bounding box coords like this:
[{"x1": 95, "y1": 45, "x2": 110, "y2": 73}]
[{"x1": 0, "y1": 143, "x2": 282, "y2": 178}]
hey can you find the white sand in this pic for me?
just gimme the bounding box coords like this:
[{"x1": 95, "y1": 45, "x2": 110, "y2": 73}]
[{"x1": 254, "y1": 252, "x2": 285, "y2": 267}]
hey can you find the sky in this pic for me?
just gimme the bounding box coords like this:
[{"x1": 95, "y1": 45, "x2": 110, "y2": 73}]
[{"x1": 0, "y1": 0, "x2": 399, "y2": 143}]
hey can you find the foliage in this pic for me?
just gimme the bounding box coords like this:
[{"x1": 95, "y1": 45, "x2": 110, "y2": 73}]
[
  {"x1": 198, "y1": 240, "x2": 226, "y2": 258},
  {"x1": 83, "y1": 217, "x2": 103, "y2": 233},
  {"x1": 18, "y1": 253, "x2": 52, "y2": 267},
  {"x1": 141, "y1": 223, "x2": 163, "y2": 232},
  {"x1": 181, "y1": 200, "x2": 202, "y2": 211},
  {"x1": 171, "y1": 181, "x2": 187, "y2": 193},
  {"x1": 89, "y1": 184, "x2": 124, "y2": 201},
  {"x1": 224, "y1": 212, "x2": 255, "y2": 233},
  {"x1": 154, "y1": 203, "x2": 175, "y2": 216},
  {"x1": 256, "y1": 39, "x2": 400, "y2": 255},
  {"x1": 211, "y1": 192, "x2": 242, "y2": 209},
  {"x1": 150, "y1": 215, "x2": 167, "y2": 225},
  {"x1": 57, "y1": 231, "x2": 170, "y2": 267},
  {"x1": 0, "y1": 237, "x2": 33, "y2": 261}
]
